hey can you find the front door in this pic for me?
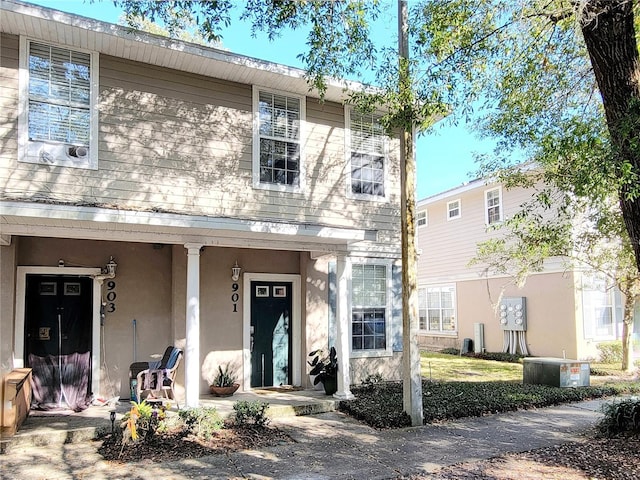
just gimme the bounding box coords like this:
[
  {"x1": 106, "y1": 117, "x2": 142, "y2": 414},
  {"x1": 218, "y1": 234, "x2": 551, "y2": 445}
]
[
  {"x1": 24, "y1": 275, "x2": 93, "y2": 410},
  {"x1": 250, "y1": 281, "x2": 293, "y2": 388}
]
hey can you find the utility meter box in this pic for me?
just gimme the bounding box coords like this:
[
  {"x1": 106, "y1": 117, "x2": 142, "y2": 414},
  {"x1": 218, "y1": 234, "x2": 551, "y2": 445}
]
[
  {"x1": 499, "y1": 297, "x2": 527, "y2": 331},
  {"x1": 523, "y1": 357, "x2": 590, "y2": 387}
]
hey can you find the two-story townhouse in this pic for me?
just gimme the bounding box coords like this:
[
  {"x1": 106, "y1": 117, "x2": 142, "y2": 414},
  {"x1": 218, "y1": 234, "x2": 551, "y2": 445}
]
[
  {"x1": 0, "y1": 0, "x2": 405, "y2": 414},
  {"x1": 416, "y1": 177, "x2": 639, "y2": 361}
]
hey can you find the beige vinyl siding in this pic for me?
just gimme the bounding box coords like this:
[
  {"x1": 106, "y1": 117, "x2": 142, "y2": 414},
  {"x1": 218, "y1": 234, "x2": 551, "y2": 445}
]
[
  {"x1": 0, "y1": 35, "x2": 400, "y2": 241},
  {"x1": 418, "y1": 183, "x2": 534, "y2": 280},
  {"x1": 0, "y1": 34, "x2": 19, "y2": 161}
]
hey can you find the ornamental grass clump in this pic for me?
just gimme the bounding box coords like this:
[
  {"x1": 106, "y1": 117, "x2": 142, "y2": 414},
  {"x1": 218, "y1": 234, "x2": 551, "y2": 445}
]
[{"x1": 597, "y1": 398, "x2": 640, "y2": 437}]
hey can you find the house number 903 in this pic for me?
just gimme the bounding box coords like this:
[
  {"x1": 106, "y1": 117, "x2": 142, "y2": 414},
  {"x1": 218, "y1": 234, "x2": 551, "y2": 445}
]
[
  {"x1": 231, "y1": 283, "x2": 239, "y2": 313},
  {"x1": 106, "y1": 280, "x2": 116, "y2": 313}
]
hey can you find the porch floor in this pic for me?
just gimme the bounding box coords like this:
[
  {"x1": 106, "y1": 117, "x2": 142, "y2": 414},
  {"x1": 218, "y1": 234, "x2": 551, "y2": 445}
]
[{"x1": 0, "y1": 388, "x2": 336, "y2": 453}]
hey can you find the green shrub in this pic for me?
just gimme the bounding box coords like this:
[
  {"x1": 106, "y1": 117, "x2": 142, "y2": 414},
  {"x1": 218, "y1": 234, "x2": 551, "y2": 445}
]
[
  {"x1": 120, "y1": 400, "x2": 170, "y2": 443},
  {"x1": 597, "y1": 398, "x2": 640, "y2": 437},
  {"x1": 178, "y1": 406, "x2": 224, "y2": 440},
  {"x1": 339, "y1": 380, "x2": 640, "y2": 429},
  {"x1": 597, "y1": 341, "x2": 623, "y2": 363},
  {"x1": 465, "y1": 352, "x2": 524, "y2": 363},
  {"x1": 362, "y1": 373, "x2": 384, "y2": 386},
  {"x1": 233, "y1": 400, "x2": 270, "y2": 427},
  {"x1": 439, "y1": 348, "x2": 460, "y2": 355}
]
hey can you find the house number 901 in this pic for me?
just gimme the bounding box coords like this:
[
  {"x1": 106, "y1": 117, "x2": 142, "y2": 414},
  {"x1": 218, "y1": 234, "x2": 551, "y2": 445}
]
[{"x1": 231, "y1": 283, "x2": 239, "y2": 313}]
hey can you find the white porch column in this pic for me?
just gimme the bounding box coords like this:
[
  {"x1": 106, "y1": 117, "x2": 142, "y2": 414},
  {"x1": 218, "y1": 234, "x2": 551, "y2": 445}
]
[
  {"x1": 184, "y1": 243, "x2": 202, "y2": 408},
  {"x1": 334, "y1": 254, "x2": 354, "y2": 400}
]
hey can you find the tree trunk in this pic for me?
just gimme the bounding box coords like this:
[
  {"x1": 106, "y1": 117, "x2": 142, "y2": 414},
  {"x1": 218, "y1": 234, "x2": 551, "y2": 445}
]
[
  {"x1": 620, "y1": 294, "x2": 634, "y2": 372},
  {"x1": 399, "y1": 0, "x2": 424, "y2": 427},
  {"x1": 580, "y1": 0, "x2": 640, "y2": 273}
]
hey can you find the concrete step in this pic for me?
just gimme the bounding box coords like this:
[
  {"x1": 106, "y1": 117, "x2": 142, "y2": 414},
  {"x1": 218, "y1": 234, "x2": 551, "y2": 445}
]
[{"x1": 0, "y1": 393, "x2": 336, "y2": 453}]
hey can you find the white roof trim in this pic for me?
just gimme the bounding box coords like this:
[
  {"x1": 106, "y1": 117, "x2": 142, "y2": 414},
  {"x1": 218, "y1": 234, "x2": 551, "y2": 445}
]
[
  {"x1": 417, "y1": 177, "x2": 488, "y2": 206},
  {"x1": 0, "y1": 0, "x2": 371, "y2": 103},
  {"x1": 0, "y1": 200, "x2": 377, "y2": 247}
]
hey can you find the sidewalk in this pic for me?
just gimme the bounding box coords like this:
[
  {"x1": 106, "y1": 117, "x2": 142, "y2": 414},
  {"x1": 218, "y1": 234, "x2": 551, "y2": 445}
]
[{"x1": 0, "y1": 399, "x2": 605, "y2": 480}]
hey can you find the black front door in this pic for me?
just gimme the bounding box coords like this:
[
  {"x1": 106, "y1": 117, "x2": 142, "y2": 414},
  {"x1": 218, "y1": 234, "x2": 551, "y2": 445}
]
[
  {"x1": 250, "y1": 281, "x2": 292, "y2": 388},
  {"x1": 25, "y1": 275, "x2": 93, "y2": 409}
]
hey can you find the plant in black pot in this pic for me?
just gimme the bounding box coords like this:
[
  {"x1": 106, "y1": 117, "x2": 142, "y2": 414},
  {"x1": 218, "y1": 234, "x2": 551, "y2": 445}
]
[{"x1": 307, "y1": 346, "x2": 338, "y2": 395}]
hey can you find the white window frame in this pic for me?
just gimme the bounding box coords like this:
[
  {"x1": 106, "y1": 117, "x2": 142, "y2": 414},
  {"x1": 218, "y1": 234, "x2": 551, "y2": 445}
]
[
  {"x1": 252, "y1": 86, "x2": 306, "y2": 193},
  {"x1": 345, "y1": 107, "x2": 389, "y2": 202},
  {"x1": 485, "y1": 187, "x2": 503, "y2": 225},
  {"x1": 349, "y1": 258, "x2": 393, "y2": 358},
  {"x1": 18, "y1": 37, "x2": 99, "y2": 170},
  {"x1": 447, "y1": 199, "x2": 461, "y2": 220},
  {"x1": 417, "y1": 210, "x2": 427, "y2": 227},
  {"x1": 419, "y1": 284, "x2": 457, "y2": 334},
  {"x1": 581, "y1": 272, "x2": 618, "y2": 341}
]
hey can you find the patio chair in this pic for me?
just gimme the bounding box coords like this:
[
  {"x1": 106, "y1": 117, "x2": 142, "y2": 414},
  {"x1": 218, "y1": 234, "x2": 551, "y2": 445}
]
[{"x1": 129, "y1": 346, "x2": 182, "y2": 406}]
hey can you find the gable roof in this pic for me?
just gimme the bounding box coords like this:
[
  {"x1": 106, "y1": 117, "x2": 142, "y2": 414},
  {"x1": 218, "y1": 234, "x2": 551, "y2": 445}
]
[{"x1": 0, "y1": 0, "x2": 364, "y2": 104}]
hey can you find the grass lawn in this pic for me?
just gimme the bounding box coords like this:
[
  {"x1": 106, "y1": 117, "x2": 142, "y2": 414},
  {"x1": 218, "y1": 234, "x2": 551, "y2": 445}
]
[{"x1": 421, "y1": 352, "x2": 523, "y2": 382}]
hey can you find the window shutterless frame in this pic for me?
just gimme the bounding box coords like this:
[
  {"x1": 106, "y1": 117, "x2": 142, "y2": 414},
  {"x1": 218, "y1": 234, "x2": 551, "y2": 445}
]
[
  {"x1": 447, "y1": 199, "x2": 461, "y2": 220},
  {"x1": 349, "y1": 258, "x2": 393, "y2": 358},
  {"x1": 252, "y1": 86, "x2": 306, "y2": 193},
  {"x1": 484, "y1": 187, "x2": 503, "y2": 225},
  {"x1": 345, "y1": 107, "x2": 389, "y2": 202},
  {"x1": 18, "y1": 37, "x2": 99, "y2": 170}
]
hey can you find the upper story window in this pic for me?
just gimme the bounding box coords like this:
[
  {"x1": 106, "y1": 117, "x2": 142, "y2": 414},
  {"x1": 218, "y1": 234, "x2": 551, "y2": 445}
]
[
  {"x1": 418, "y1": 285, "x2": 456, "y2": 333},
  {"x1": 447, "y1": 199, "x2": 461, "y2": 220},
  {"x1": 347, "y1": 109, "x2": 387, "y2": 199},
  {"x1": 417, "y1": 210, "x2": 427, "y2": 227},
  {"x1": 253, "y1": 87, "x2": 305, "y2": 192},
  {"x1": 351, "y1": 262, "x2": 391, "y2": 355},
  {"x1": 485, "y1": 187, "x2": 503, "y2": 225},
  {"x1": 19, "y1": 39, "x2": 98, "y2": 169}
]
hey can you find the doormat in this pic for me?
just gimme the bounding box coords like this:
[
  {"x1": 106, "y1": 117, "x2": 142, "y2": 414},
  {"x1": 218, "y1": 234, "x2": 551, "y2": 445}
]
[{"x1": 252, "y1": 386, "x2": 304, "y2": 394}]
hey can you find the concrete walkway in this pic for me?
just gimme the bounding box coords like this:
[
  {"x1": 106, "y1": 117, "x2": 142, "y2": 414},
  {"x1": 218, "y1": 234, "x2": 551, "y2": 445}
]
[{"x1": 0, "y1": 398, "x2": 606, "y2": 480}]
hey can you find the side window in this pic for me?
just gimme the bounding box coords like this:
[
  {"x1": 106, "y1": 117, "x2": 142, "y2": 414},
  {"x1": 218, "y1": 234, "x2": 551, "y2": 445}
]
[
  {"x1": 351, "y1": 263, "x2": 390, "y2": 353},
  {"x1": 485, "y1": 187, "x2": 503, "y2": 225},
  {"x1": 447, "y1": 199, "x2": 461, "y2": 220},
  {"x1": 421, "y1": 285, "x2": 457, "y2": 333},
  {"x1": 253, "y1": 87, "x2": 305, "y2": 191},
  {"x1": 19, "y1": 39, "x2": 98, "y2": 169},
  {"x1": 347, "y1": 109, "x2": 387, "y2": 199},
  {"x1": 417, "y1": 210, "x2": 427, "y2": 227}
]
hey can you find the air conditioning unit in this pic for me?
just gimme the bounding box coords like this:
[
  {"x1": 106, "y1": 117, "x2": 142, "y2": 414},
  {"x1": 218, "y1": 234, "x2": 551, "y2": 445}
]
[{"x1": 27, "y1": 141, "x2": 89, "y2": 165}]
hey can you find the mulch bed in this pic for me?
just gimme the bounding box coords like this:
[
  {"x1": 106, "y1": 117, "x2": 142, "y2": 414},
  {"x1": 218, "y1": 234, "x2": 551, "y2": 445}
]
[{"x1": 97, "y1": 425, "x2": 293, "y2": 464}]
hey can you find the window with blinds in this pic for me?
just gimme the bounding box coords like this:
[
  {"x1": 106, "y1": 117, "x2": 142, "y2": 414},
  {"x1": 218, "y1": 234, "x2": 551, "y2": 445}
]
[
  {"x1": 256, "y1": 90, "x2": 302, "y2": 187},
  {"x1": 20, "y1": 40, "x2": 97, "y2": 169},
  {"x1": 348, "y1": 111, "x2": 386, "y2": 198},
  {"x1": 28, "y1": 42, "x2": 91, "y2": 145}
]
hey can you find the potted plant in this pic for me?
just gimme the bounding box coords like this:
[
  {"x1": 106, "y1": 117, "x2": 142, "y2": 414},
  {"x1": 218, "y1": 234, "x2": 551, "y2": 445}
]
[
  {"x1": 209, "y1": 364, "x2": 240, "y2": 397},
  {"x1": 307, "y1": 346, "x2": 338, "y2": 395}
]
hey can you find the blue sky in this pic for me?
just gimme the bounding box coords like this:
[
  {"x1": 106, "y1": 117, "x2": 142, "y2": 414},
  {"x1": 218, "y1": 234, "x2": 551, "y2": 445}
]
[{"x1": 28, "y1": 0, "x2": 493, "y2": 199}]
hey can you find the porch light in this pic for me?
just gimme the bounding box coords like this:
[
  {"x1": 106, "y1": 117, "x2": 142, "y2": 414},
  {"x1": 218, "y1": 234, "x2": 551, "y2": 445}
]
[
  {"x1": 104, "y1": 256, "x2": 117, "y2": 276},
  {"x1": 231, "y1": 261, "x2": 241, "y2": 281}
]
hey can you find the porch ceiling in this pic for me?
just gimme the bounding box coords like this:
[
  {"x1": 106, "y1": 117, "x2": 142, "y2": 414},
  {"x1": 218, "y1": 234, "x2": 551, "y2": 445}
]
[
  {"x1": 0, "y1": 201, "x2": 377, "y2": 253},
  {"x1": 0, "y1": 0, "x2": 366, "y2": 105}
]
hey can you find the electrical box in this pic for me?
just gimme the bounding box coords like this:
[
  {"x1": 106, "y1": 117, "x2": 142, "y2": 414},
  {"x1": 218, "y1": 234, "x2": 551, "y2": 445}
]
[
  {"x1": 523, "y1": 358, "x2": 590, "y2": 387},
  {"x1": 499, "y1": 297, "x2": 527, "y2": 331}
]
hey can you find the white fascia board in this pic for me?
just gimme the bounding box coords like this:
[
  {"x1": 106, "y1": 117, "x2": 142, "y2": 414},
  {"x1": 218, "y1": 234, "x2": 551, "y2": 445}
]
[
  {"x1": 0, "y1": 201, "x2": 375, "y2": 243},
  {"x1": 417, "y1": 177, "x2": 488, "y2": 207}
]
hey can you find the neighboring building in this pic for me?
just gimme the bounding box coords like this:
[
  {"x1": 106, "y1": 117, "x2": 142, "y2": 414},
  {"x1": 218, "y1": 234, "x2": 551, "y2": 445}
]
[
  {"x1": 0, "y1": 0, "x2": 405, "y2": 412},
  {"x1": 416, "y1": 177, "x2": 639, "y2": 361}
]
